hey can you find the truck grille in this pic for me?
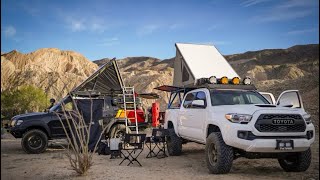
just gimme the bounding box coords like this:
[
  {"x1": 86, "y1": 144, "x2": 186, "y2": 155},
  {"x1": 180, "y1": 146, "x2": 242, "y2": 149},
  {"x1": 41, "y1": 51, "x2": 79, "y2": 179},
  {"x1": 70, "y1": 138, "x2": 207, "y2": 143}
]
[{"x1": 255, "y1": 114, "x2": 306, "y2": 132}]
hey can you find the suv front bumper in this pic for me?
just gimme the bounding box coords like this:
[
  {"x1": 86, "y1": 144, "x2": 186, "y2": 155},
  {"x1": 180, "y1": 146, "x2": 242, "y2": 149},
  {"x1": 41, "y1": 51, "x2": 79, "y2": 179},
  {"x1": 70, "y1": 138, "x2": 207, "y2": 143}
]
[
  {"x1": 9, "y1": 126, "x2": 24, "y2": 138},
  {"x1": 222, "y1": 123, "x2": 315, "y2": 153}
]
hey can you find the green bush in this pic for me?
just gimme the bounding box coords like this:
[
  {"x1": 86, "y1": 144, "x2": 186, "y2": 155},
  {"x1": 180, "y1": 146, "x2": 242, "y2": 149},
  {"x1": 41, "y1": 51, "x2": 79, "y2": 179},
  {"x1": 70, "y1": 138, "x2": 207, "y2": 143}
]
[{"x1": 1, "y1": 85, "x2": 48, "y2": 119}]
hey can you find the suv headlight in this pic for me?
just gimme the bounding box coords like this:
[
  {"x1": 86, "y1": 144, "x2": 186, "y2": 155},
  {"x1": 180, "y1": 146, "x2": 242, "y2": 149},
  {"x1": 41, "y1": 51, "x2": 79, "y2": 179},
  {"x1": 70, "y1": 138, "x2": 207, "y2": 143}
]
[
  {"x1": 303, "y1": 114, "x2": 312, "y2": 124},
  {"x1": 16, "y1": 120, "x2": 24, "y2": 126},
  {"x1": 10, "y1": 120, "x2": 17, "y2": 127},
  {"x1": 10, "y1": 119, "x2": 23, "y2": 127},
  {"x1": 225, "y1": 113, "x2": 252, "y2": 124}
]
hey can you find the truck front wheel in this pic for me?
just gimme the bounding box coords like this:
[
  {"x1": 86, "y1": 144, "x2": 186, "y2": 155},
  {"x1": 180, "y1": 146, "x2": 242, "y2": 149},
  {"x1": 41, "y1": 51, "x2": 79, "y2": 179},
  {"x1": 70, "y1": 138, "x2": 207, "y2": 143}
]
[
  {"x1": 278, "y1": 148, "x2": 311, "y2": 172},
  {"x1": 109, "y1": 124, "x2": 131, "y2": 139},
  {"x1": 21, "y1": 129, "x2": 48, "y2": 154},
  {"x1": 167, "y1": 128, "x2": 182, "y2": 156},
  {"x1": 205, "y1": 132, "x2": 233, "y2": 174}
]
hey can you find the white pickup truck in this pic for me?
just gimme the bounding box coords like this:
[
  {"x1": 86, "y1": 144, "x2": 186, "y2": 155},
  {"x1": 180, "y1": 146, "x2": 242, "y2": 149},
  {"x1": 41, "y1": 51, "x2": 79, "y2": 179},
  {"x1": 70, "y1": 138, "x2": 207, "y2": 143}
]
[{"x1": 160, "y1": 82, "x2": 315, "y2": 174}]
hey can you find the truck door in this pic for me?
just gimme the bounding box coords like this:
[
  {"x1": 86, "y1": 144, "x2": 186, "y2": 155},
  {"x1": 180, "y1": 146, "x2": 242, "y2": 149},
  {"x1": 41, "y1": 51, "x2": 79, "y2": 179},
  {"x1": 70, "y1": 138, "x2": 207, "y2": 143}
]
[
  {"x1": 179, "y1": 91, "x2": 207, "y2": 141},
  {"x1": 276, "y1": 90, "x2": 304, "y2": 109},
  {"x1": 259, "y1": 92, "x2": 276, "y2": 104},
  {"x1": 49, "y1": 98, "x2": 73, "y2": 138}
]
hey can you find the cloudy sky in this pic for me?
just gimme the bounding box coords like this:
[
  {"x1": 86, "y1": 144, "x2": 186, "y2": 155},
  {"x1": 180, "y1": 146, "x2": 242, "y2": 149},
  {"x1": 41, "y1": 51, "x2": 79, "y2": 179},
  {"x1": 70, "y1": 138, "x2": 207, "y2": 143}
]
[{"x1": 1, "y1": 0, "x2": 319, "y2": 60}]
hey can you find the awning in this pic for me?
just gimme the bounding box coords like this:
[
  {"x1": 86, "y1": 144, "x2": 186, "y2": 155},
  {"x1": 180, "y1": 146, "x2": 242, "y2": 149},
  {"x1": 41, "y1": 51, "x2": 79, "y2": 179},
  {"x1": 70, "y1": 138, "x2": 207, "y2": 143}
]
[
  {"x1": 138, "y1": 93, "x2": 160, "y2": 99},
  {"x1": 154, "y1": 85, "x2": 184, "y2": 92},
  {"x1": 71, "y1": 59, "x2": 124, "y2": 97}
]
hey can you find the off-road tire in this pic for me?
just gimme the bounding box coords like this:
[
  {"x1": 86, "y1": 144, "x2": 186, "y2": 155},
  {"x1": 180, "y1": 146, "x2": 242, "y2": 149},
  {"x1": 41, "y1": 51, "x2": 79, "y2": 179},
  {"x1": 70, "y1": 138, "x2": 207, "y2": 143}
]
[
  {"x1": 278, "y1": 148, "x2": 311, "y2": 172},
  {"x1": 109, "y1": 124, "x2": 131, "y2": 139},
  {"x1": 205, "y1": 132, "x2": 233, "y2": 174},
  {"x1": 21, "y1": 129, "x2": 48, "y2": 154},
  {"x1": 167, "y1": 128, "x2": 182, "y2": 156}
]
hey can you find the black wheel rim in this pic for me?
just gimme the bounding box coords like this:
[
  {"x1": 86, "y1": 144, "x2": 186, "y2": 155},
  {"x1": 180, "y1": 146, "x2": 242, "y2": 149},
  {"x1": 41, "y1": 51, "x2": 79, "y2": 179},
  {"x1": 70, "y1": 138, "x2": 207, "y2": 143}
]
[
  {"x1": 208, "y1": 143, "x2": 218, "y2": 165},
  {"x1": 28, "y1": 135, "x2": 43, "y2": 149}
]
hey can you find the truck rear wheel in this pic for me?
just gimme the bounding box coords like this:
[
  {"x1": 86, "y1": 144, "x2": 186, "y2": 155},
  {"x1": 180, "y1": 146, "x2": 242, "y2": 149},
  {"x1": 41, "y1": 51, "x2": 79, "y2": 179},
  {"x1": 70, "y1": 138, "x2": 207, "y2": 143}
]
[
  {"x1": 278, "y1": 148, "x2": 311, "y2": 172},
  {"x1": 109, "y1": 124, "x2": 131, "y2": 139},
  {"x1": 21, "y1": 129, "x2": 48, "y2": 154},
  {"x1": 205, "y1": 132, "x2": 233, "y2": 174},
  {"x1": 167, "y1": 128, "x2": 182, "y2": 156}
]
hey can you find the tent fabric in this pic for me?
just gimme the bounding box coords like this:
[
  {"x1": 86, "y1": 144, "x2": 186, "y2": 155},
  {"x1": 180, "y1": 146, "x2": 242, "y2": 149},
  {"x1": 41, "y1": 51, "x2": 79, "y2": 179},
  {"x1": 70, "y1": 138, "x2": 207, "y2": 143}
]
[
  {"x1": 71, "y1": 59, "x2": 124, "y2": 96},
  {"x1": 173, "y1": 43, "x2": 239, "y2": 87},
  {"x1": 75, "y1": 99, "x2": 104, "y2": 151}
]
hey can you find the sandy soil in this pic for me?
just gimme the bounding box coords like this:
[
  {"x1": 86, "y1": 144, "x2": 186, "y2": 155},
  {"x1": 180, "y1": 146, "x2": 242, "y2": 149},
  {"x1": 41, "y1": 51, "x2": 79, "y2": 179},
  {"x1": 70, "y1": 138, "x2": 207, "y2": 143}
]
[{"x1": 1, "y1": 129, "x2": 319, "y2": 180}]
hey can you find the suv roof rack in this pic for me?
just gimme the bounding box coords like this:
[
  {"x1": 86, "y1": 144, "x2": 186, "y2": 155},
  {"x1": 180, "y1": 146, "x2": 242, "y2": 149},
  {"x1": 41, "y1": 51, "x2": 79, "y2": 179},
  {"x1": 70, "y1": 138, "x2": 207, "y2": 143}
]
[{"x1": 154, "y1": 84, "x2": 257, "y2": 92}]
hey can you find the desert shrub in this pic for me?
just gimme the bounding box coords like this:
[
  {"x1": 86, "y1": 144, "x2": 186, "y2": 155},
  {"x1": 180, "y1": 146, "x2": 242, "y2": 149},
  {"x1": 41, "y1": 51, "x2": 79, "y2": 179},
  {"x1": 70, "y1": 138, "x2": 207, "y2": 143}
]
[
  {"x1": 1, "y1": 85, "x2": 48, "y2": 118},
  {"x1": 55, "y1": 94, "x2": 107, "y2": 176}
]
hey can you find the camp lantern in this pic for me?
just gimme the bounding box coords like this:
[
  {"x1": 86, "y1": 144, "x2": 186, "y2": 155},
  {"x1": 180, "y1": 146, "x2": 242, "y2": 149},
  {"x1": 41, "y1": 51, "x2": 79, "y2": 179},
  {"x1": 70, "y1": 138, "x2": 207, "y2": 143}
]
[{"x1": 243, "y1": 77, "x2": 252, "y2": 85}]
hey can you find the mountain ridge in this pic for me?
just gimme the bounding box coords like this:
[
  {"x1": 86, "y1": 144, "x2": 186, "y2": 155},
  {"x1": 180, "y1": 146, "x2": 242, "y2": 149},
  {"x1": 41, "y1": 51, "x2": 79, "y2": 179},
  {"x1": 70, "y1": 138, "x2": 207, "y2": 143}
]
[{"x1": 1, "y1": 44, "x2": 318, "y2": 127}]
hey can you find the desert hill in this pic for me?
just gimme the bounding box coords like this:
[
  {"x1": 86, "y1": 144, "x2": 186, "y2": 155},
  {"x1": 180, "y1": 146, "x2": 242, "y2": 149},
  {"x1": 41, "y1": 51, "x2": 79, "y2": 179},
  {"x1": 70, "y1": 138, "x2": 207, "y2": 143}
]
[
  {"x1": 1, "y1": 44, "x2": 318, "y2": 127},
  {"x1": 1, "y1": 48, "x2": 98, "y2": 99},
  {"x1": 94, "y1": 44, "x2": 319, "y2": 119}
]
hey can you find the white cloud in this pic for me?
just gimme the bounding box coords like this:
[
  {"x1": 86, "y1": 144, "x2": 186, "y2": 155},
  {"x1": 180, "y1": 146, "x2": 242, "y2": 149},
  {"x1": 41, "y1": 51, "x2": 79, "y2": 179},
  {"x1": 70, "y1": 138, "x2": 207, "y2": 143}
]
[
  {"x1": 70, "y1": 19, "x2": 86, "y2": 32},
  {"x1": 250, "y1": 0, "x2": 317, "y2": 23},
  {"x1": 63, "y1": 14, "x2": 107, "y2": 33},
  {"x1": 207, "y1": 25, "x2": 219, "y2": 31},
  {"x1": 287, "y1": 28, "x2": 318, "y2": 35},
  {"x1": 169, "y1": 23, "x2": 184, "y2": 30},
  {"x1": 136, "y1": 24, "x2": 161, "y2": 36},
  {"x1": 3, "y1": 26, "x2": 16, "y2": 38},
  {"x1": 276, "y1": 0, "x2": 318, "y2": 9},
  {"x1": 98, "y1": 37, "x2": 119, "y2": 46},
  {"x1": 241, "y1": 0, "x2": 272, "y2": 7},
  {"x1": 252, "y1": 10, "x2": 312, "y2": 22}
]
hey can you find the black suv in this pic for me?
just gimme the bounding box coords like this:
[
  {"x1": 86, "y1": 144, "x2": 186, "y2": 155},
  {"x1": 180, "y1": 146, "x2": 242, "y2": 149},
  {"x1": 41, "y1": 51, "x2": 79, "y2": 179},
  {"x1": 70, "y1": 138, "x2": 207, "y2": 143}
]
[{"x1": 9, "y1": 60, "x2": 132, "y2": 154}]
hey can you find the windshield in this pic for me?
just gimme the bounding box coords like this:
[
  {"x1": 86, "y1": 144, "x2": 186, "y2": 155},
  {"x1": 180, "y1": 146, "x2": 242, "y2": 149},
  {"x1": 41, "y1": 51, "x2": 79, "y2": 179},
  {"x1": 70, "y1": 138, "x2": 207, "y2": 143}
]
[
  {"x1": 49, "y1": 96, "x2": 72, "y2": 112},
  {"x1": 210, "y1": 90, "x2": 269, "y2": 106}
]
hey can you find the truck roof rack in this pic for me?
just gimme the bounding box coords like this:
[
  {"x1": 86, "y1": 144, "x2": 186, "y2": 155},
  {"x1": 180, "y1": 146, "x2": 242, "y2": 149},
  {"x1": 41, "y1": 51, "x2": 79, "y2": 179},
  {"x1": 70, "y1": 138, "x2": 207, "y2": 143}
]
[{"x1": 154, "y1": 84, "x2": 257, "y2": 92}]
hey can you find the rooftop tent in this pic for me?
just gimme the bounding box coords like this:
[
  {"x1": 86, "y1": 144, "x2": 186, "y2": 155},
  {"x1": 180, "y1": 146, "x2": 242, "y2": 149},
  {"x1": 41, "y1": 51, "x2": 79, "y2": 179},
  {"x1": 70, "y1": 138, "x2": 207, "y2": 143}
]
[
  {"x1": 71, "y1": 58, "x2": 124, "y2": 97},
  {"x1": 173, "y1": 43, "x2": 239, "y2": 87}
]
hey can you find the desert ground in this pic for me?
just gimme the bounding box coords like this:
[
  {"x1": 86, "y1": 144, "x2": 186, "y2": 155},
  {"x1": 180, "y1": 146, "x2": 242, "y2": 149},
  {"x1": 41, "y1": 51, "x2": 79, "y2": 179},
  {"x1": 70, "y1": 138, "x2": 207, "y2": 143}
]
[{"x1": 1, "y1": 128, "x2": 319, "y2": 180}]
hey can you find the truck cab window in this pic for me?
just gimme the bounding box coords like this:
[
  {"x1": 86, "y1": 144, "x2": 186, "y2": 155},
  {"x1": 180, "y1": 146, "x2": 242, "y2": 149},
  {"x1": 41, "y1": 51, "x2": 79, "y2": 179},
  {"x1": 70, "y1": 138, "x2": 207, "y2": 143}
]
[
  {"x1": 183, "y1": 92, "x2": 196, "y2": 108},
  {"x1": 194, "y1": 91, "x2": 207, "y2": 107}
]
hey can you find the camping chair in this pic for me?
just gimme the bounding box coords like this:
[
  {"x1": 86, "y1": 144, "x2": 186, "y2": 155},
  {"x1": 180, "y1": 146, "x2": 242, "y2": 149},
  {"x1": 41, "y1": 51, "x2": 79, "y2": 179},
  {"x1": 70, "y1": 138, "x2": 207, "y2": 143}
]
[
  {"x1": 119, "y1": 133, "x2": 146, "y2": 166},
  {"x1": 146, "y1": 128, "x2": 168, "y2": 159}
]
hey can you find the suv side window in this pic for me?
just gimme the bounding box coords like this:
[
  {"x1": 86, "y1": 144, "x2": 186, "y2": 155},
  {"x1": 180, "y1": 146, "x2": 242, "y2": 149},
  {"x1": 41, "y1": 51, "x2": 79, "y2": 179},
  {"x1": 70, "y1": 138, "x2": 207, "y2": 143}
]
[
  {"x1": 183, "y1": 92, "x2": 196, "y2": 108},
  {"x1": 194, "y1": 91, "x2": 207, "y2": 108}
]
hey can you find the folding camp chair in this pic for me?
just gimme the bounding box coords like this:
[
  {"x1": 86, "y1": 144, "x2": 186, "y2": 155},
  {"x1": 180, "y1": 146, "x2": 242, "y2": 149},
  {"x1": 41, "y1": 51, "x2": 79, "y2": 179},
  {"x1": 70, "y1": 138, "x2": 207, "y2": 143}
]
[
  {"x1": 119, "y1": 133, "x2": 146, "y2": 166},
  {"x1": 146, "y1": 128, "x2": 168, "y2": 159}
]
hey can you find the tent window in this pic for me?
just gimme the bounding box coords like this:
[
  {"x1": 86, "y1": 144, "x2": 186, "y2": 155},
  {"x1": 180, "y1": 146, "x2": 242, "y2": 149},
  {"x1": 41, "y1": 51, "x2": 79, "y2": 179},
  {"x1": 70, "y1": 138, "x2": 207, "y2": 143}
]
[{"x1": 182, "y1": 65, "x2": 189, "y2": 82}]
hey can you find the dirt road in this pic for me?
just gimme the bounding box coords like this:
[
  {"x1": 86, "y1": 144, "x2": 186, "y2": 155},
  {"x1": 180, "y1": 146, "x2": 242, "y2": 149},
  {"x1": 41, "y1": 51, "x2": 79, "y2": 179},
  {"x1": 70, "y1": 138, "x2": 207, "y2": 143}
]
[{"x1": 1, "y1": 131, "x2": 318, "y2": 180}]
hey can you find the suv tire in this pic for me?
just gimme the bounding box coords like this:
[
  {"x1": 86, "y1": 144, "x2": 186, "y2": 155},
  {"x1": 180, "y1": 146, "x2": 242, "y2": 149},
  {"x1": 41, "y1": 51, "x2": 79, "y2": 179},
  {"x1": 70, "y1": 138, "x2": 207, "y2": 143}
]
[
  {"x1": 205, "y1": 132, "x2": 233, "y2": 174},
  {"x1": 167, "y1": 128, "x2": 182, "y2": 156},
  {"x1": 21, "y1": 129, "x2": 48, "y2": 154},
  {"x1": 278, "y1": 148, "x2": 311, "y2": 172},
  {"x1": 109, "y1": 124, "x2": 131, "y2": 139}
]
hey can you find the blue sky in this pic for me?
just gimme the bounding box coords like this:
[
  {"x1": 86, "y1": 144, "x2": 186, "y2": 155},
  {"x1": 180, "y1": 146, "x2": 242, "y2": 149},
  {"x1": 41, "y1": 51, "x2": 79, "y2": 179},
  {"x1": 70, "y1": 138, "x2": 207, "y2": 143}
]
[{"x1": 1, "y1": 0, "x2": 319, "y2": 60}]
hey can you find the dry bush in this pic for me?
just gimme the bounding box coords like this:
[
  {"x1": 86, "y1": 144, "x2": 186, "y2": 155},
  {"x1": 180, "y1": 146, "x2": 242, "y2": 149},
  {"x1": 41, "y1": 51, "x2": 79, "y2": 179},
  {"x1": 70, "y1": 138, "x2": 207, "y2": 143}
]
[
  {"x1": 27, "y1": 64, "x2": 108, "y2": 175},
  {"x1": 53, "y1": 94, "x2": 108, "y2": 175}
]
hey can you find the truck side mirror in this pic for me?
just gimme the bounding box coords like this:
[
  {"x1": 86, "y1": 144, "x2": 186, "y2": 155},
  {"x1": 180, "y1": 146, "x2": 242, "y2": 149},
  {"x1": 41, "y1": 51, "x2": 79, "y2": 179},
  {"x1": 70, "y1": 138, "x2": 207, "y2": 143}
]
[{"x1": 191, "y1": 100, "x2": 206, "y2": 108}]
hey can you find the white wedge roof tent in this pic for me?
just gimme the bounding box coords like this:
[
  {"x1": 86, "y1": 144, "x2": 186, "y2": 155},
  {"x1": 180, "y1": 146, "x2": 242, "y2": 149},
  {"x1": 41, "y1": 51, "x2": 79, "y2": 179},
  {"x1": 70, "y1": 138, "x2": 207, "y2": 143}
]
[{"x1": 173, "y1": 43, "x2": 239, "y2": 87}]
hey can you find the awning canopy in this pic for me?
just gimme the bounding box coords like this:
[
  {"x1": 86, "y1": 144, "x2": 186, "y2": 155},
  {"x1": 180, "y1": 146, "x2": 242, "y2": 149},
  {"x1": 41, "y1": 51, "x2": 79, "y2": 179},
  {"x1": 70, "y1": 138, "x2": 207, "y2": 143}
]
[
  {"x1": 154, "y1": 85, "x2": 184, "y2": 92},
  {"x1": 71, "y1": 59, "x2": 124, "y2": 97},
  {"x1": 138, "y1": 93, "x2": 160, "y2": 99}
]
